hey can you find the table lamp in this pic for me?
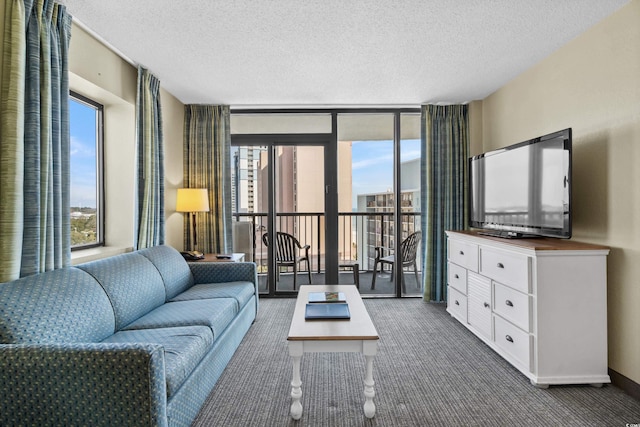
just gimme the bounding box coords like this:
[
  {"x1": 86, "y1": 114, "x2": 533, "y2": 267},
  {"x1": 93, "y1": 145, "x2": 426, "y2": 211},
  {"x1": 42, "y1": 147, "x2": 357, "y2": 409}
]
[{"x1": 176, "y1": 188, "x2": 210, "y2": 251}]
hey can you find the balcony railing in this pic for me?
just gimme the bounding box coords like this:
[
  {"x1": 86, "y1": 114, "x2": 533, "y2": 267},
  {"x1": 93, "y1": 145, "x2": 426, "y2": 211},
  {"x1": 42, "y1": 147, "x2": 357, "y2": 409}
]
[{"x1": 232, "y1": 211, "x2": 421, "y2": 275}]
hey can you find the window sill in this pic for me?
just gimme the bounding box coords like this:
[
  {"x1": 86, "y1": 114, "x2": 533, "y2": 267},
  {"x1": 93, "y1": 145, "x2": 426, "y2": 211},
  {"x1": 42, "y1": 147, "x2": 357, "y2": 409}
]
[{"x1": 71, "y1": 246, "x2": 133, "y2": 265}]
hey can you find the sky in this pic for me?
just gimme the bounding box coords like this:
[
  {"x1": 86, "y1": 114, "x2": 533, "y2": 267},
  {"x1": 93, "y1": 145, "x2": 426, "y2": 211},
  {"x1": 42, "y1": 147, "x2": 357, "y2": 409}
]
[
  {"x1": 351, "y1": 138, "x2": 421, "y2": 209},
  {"x1": 69, "y1": 99, "x2": 97, "y2": 208},
  {"x1": 70, "y1": 112, "x2": 420, "y2": 211},
  {"x1": 231, "y1": 140, "x2": 422, "y2": 211}
]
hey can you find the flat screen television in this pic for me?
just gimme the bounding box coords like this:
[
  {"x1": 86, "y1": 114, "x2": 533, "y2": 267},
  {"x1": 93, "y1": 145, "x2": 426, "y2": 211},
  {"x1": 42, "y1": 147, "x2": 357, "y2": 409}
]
[{"x1": 469, "y1": 128, "x2": 572, "y2": 239}]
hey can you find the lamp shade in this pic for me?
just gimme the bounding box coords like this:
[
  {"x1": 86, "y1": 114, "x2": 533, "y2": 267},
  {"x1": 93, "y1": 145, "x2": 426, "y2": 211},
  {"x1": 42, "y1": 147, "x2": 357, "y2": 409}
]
[{"x1": 176, "y1": 188, "x2": 210, "y2": 212}]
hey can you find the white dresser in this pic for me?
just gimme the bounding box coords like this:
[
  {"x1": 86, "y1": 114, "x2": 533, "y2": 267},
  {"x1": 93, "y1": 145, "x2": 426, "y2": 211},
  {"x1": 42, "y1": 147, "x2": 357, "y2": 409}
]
[{"x1": 446, "y1": 230, "x2": 610, "y2": 388}]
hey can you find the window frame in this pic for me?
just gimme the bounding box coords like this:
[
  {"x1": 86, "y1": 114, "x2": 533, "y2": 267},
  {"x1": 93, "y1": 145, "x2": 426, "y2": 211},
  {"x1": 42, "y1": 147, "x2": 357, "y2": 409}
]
[
  {"x1": 230, "y1": 108, "x2": 422, "y2": 297},
  {"x1": 69, "y1": 91, "x2": 105, "y2": 250}
]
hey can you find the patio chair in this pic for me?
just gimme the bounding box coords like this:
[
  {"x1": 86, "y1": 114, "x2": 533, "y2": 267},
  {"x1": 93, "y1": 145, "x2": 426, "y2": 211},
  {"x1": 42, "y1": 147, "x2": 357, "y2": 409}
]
[
  {"x1": 262, "y1": 232, "x2": 312, "y2": 289},
  {"x1": 371, "y1": 231, "x2": 421, "y2": 293}
]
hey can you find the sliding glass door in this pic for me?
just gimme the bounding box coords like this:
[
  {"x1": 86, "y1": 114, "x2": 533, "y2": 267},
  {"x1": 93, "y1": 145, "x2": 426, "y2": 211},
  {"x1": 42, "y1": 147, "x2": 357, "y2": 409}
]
[
  {"x1": 231, "y1": 141, "x2": 328, "y2": 296},
  {"x1": 272, "y1": 144, "x2": 325, "y2": 293},
  {"x1": 231, "y1": 110, "x2": 421, "y2": 297},
  {"x1": 337, "y1": 112, "x2": 421, "y2": 297}
]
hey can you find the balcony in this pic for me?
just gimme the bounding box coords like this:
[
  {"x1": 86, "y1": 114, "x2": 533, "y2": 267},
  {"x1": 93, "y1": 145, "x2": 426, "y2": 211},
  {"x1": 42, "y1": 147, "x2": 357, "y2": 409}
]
[{"x1": 233, "y1": 212, "x2": 422, "y2": 297}]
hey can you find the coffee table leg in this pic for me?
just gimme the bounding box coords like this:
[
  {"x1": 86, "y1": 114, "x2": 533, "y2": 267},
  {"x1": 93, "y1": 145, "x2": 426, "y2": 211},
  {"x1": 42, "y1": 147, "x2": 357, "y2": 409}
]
[
  {"x1": 363, "y1": 341, "x2": 377, "y2": 418},
  {"x1": 289, "y1": 342, "x2": 303, "y2": 420}
]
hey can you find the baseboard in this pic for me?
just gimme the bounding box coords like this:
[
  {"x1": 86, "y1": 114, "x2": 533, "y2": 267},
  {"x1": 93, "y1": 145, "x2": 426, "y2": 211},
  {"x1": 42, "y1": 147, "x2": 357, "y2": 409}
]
[{"x1": 609, "y1": 368, "x2": 640, "y2": 401}]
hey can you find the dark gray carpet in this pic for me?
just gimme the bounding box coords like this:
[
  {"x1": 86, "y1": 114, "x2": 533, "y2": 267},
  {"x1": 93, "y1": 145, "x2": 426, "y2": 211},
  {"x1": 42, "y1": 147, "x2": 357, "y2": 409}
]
[{"x1": 192, "y1": 299, "x2": 640, "y2": 426}]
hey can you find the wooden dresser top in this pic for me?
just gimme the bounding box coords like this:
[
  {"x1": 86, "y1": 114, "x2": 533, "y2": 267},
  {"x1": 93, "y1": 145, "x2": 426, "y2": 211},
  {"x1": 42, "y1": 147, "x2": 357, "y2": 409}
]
[{"x1": 447, "y1": 230, "x2": 610, "y2": 251}]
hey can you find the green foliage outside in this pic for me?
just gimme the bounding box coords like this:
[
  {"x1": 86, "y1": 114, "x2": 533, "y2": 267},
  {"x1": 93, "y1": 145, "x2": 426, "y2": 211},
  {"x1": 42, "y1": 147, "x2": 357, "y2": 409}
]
[{"x1": 71, "y1": 207, "x2": 97, "y2": 246}]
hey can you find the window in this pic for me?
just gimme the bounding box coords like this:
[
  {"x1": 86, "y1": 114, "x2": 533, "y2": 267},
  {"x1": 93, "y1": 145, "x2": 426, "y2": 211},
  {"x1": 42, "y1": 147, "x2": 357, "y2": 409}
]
[
  {"x1": 230, "y1": 110, "x2": 421, "y2": 297},
  {"x1": 69, "y1": 92, "x2": 104, "y2": 249}
]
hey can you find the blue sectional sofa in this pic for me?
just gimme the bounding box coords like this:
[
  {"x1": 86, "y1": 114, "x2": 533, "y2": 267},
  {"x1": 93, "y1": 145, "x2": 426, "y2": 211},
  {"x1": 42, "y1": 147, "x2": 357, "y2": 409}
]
[{"x1": 0, "y1": 245, "x2": 258, "y2": 426}]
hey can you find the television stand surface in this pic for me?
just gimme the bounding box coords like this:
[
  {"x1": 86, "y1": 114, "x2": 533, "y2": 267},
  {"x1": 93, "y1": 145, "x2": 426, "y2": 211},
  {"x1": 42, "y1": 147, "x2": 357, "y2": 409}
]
[{"x1": 476, "y1": 230, "x2": 540, "y2": 239}]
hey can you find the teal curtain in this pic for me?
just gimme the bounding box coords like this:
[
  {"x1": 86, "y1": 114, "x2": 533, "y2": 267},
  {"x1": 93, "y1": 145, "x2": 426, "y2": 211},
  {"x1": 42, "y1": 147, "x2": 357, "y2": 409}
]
[
  {"x1": 135, "y1": 66, "x2": 165, "y2": 249},
  {"x1": 183, "y1": 105, "x2": 232, "y2": 254},
  {"x1": 0, "y1": 0, "x2": 27, "y2": 282},
  {"x1": 0, "y1": 0, "x2": 72, "y2": 282},
  {"x1": 420, "y1": 104, "x2": 469, "y2": 302}
]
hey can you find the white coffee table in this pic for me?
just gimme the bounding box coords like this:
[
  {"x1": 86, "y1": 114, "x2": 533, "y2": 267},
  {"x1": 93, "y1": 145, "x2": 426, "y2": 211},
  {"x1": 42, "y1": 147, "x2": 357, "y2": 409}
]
[{"x1": 287, "y1": 285, "x2": 379, "y2": 420}]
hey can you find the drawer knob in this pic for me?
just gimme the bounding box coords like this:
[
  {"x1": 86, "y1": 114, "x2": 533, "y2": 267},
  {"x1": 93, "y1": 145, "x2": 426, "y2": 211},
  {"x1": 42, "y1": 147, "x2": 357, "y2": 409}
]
[
  {"x1": 505, "y1": 300, "x2": 514, "y2": 307},
  {"x1": 484, "y1": 302, "x2": 490, "y2": 309},
  {"x1": 454, "y1": 274, "x2": 459, "y2": 279},
  {"x1": 497, "y1": 262, "x2": 505, "y2": 269},
  {"x1": 455, "y1": 300, "x2": 460, "y2": 306},
  {"x1": 459, "y1": 250, "x2": 464, "y2": 255},
  {"x1": 505, "y1": 335, "x2": 514, "y2": 343}
]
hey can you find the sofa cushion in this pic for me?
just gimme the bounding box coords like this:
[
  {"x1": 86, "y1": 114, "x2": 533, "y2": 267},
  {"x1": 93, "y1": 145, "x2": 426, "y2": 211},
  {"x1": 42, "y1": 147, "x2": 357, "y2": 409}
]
[
  {"x1": 0, "y1": 268, "x2": 115, "y2": 344},
  {"x1": 101, "y1": 326, "x2": 213, "y2": 398},
  {"x1": 78, "y1": 253, "x2": 166, "y2": 330},
  {"x1": 170, "y1": 281, "x2": 255, "y2": 311},
  {"x1": 123, "y1": 298, "x2": 238, "y2": 340},
  {"x1": 137, "y1": 245, "x2": 194, "y2": 300}
]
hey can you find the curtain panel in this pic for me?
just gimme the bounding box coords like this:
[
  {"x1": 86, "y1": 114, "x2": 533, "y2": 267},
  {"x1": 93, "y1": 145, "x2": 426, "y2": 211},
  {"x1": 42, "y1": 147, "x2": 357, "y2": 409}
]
[
  {"x1": 135, "y1": 66, "x2": 165, "y2": 249},
  {"x1": 183, "y1": 105, "x2": 232, "y2": 254},
  {"x1": 420, "y1": 104, "x2": 469, "y2": 302},
  {"x1": 0, "y1": 0, "x2": 72, "y2": 282}
]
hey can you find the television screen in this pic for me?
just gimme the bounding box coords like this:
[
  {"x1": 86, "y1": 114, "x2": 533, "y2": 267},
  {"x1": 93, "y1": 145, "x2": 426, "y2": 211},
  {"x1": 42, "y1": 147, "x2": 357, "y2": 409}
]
[{"x1": 469, "y1": 128, "x2": 572, "y2": 238}]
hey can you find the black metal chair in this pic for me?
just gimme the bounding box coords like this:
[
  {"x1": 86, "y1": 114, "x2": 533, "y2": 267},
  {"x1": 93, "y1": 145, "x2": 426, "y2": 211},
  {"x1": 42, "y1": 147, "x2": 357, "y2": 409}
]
[
  {"x1": 262, "y1": 232, "x2": 312, "y2": 290},
  {"x1": 371, "y1": 231, "x2": 421, "y2": 293}
]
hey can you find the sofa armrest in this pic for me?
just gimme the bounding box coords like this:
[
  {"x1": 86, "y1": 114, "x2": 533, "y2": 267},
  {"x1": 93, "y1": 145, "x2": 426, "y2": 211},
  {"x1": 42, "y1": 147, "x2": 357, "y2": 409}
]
[
  {"x1": 189, "y1": 261, "x2": 259, "y2": 316},
  {"x1": 0, "y1": 342, "x2": 168, "y2": 427},
  {"x1": 189, "y1": 261, "x2": 258, "y2": 288}
]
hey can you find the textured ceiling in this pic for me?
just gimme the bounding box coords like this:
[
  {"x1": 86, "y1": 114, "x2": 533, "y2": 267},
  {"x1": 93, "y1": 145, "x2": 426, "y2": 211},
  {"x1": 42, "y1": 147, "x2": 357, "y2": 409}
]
[{"x1": 57, "y1": 0, "x2": 630, "y2": 107}]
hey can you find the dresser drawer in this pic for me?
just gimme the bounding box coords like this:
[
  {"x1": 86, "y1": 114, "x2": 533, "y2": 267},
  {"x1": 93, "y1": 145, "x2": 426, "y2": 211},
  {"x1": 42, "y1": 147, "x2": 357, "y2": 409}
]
[
  {"x1": 494, "y1": 315, "x2": 531, "y2": 370},
  {"x1": 467, "y1": 272, "x2": 492, "y2": 339},
  {"x1": 449, "y1": 239, "x2": 478, "y2": 272},
  {"x1": 447, "y1": 287, "x2": 467, "y2": 323},
  {"x1": 448, "y1": 262, "x2": 467, "y2": 294},
  {"x1": 480, "y1": 247, "x2": 530, "y2": 293},
  {"x1": 493, "y1": 282, "x2": 531, "y2": 332}
]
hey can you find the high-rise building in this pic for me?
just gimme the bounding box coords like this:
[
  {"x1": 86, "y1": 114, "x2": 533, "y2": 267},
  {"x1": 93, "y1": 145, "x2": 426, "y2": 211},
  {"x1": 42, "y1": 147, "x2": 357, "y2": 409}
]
[
  {"x1": 356, "y1": 157, "x2": 421, "y2": 270},
  {"x1": 232, "y1": 146, "x2": 266, "y2": 214}
]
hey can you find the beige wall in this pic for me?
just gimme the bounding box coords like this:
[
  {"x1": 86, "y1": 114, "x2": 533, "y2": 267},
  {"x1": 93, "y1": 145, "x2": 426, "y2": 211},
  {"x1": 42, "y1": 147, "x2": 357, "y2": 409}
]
[
  {"x1": 69, "y1": 24, "x2": 136, "y2": 254},
  {"x1": 476, "y1": 0, "x2": 640, "y2": 384},
  {"x1": 162, "y1": 90, "x2": 186, "y2": 250},
  {"x1": 67, "y1": 23, "x2": 185, "y2": 259},
  {"x1": 468, "y1": 101, "x2": 483, "y2": 156}
]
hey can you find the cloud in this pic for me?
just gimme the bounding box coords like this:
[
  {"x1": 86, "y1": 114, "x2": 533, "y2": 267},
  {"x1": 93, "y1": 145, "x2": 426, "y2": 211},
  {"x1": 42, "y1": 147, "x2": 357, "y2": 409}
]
[
  {"x1": 352, "y1": 153, "x2": 393, "y2": 170},
  {"x1": 70, "y1": 136, "x2": 95, "y2": 157},
  {"x1": 401, "y1": 148, "x2": 421, "y2": 161}
]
